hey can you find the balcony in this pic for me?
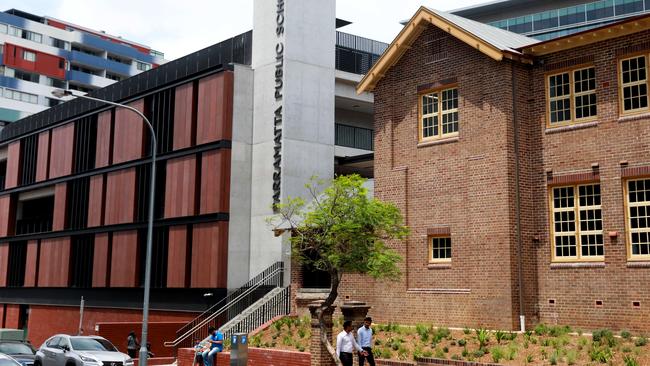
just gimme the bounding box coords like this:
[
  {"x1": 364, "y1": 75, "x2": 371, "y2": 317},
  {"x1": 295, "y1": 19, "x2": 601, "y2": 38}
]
[
  {"x1": 15, "y1": 217, "x2": 53, "y2": 235},
  {"x1": 335, "y1": 123, "x2": 373, "y2": 151},
  {"x1": 335, "y1": 32, "x2": 387, "y2": 75}
]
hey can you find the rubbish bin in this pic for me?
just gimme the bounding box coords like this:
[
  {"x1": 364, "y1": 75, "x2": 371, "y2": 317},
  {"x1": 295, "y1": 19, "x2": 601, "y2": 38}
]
[{"x1": 230, "y1": 333, "x2": 248, "y2": 366}]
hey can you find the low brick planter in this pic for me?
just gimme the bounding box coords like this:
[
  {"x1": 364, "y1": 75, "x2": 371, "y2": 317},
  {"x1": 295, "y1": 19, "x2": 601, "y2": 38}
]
[
  {"x1": 178, "y1": 347, "x2": 310, "y2": 366},
  {"x1": 376, "y1": 359, "x2": 416, "y2": 366}
]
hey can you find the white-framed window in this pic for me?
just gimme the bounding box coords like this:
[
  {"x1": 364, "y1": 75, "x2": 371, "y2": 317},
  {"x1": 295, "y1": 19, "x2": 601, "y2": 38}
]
[
  {"x1": 4, "y1": 89, "x2": 38, "y2": 104},
  {"x1": 0, "y1": 23, "x2": 7, "y2": 34},
  {"x1": 23, "y1": 50, "x2": 36, "y2": 62},
  {"x1": 620, "y1": 55, "x2": 649, "y2": 114},
  {"x1": 547, "y1": 66, "x2": 597, "y2": 126},
  {"x1": 550, "y1": 184, "x2": 604, "y2": 261},
  {"x1": 419, "y1": 86, "x2": 459, "y2": 142},
  {"x1": 429, "y1": 236, "x2": 452, "y2": 263},
  {"x1": 626, "y1": 178, "x2": 650, "y2": 260}
]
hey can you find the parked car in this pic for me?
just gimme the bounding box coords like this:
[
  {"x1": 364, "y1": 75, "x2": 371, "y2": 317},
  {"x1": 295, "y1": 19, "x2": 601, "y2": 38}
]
[
  {"x1": 0, "y1": 354, "x2": 22, "y2": 366},
  {"x1": 0, "y1": 342, "x2": 35, "y2": 366},
  {"x1": 35, "y1": 336, "x2": 133, "y2": 366},
  {"x1": 0, "y1": 329, "x2": 35, "y2": 366}
]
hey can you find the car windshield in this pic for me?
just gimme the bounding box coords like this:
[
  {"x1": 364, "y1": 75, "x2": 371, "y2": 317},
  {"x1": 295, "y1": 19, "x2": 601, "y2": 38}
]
[
  {"x1": 0, "y1": 343, "x2": 35, "y2": 355},
  {"x1": 70, "y1": 338, "x2": 117, "y2": 352},
  {"x1": 0, "y1": 360, "x2": 20, "y2": 366}
]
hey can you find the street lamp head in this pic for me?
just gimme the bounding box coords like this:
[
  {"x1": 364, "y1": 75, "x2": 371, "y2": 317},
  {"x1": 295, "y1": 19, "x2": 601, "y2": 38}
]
[{"x1": 51, "y1": 89, "x2": 73, "y2": 98}]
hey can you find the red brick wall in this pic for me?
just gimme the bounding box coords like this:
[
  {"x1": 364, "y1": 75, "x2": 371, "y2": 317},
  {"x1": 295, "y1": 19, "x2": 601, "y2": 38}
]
[
  {"x1": 96, "y1": 322, "x2": 186, "y2": 357},
  {"x1": 337, "y1": 24, "x2": 524, "y2": 331},
  {"x1": 24, "y1": 305, "x2": 195, "y2": 348},
  {"x1": 178, "y1": 347, "x2": 310, "y2": 366},
  {"x1": 528, "y1": 29, "x2": 650, "y2": 332}
]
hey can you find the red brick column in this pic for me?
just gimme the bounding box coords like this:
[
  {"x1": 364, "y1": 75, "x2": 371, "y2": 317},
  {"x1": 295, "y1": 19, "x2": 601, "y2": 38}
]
[{"x1": 309, "y1": 302, "x2": 336, "y2": 366}]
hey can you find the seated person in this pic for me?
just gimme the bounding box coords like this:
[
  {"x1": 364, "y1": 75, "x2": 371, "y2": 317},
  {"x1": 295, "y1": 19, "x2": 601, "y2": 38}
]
[{"x1": 201, "y1": 326, "x2": 224, "y2": 366}]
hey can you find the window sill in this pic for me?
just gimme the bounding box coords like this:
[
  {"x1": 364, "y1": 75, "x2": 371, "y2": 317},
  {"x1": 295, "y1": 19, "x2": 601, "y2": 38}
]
[
  {"x1": 618, "y1": 112, "x2": 650, "y2": 123},
  {"x1": 550, "y1": 262, "x2": 605, "y2": 269},
  {"x1": 627, "y1": 261, "x2": 650, "y2": 268},
  {"x1": 427, "y1": 262, "x2": 452, "y2": 270},
  {"x1": 417, "y1": 136, "x2": 459, "y2": 148},
  {"x1": 545, "y1": 121, "x2": 598, "y2": 134}
]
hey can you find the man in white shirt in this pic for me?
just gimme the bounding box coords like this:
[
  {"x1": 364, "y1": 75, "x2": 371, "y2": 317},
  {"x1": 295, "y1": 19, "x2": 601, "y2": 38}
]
[
  {"x1": 357, "y1": 317, "x2": 375, "y2": 366},
  {"x1": 336, "y1": 320, "x2": 367, "y2": 366}
]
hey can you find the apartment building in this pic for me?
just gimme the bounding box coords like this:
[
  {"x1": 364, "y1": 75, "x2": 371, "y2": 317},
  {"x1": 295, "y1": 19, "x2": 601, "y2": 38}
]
[{"x1": 0, "y1": 8, "x2": 165, "y2": 124}]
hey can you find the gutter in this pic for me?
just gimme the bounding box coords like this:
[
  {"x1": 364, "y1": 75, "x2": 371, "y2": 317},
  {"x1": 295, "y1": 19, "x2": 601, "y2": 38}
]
[{"x1": 511, "y1": 61, "x2": 526, "y2": 332}]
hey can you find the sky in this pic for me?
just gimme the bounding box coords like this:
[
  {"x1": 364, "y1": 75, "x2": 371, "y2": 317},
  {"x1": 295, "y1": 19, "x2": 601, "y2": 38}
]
[{"x1": 0, "y1": 0, "x2": 487, "y2": 60}]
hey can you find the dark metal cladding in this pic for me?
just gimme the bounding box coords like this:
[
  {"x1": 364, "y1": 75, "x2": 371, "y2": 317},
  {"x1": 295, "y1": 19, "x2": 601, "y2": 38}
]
[{"x1": 0, "y1": 31, "x2": 253, "y2": 143}]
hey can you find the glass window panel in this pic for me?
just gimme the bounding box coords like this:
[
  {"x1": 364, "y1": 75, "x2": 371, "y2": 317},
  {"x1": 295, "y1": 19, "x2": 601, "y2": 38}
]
[{"x1": 628, "y1": 179, "x2": 650, "y2": 257}]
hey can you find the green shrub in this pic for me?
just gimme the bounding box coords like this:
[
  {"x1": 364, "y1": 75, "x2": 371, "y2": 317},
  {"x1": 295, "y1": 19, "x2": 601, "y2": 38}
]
[
  {"x1": 415, "y1": 323, "x2": 430, "y2": 342},
  {"x1": 525, "y1": 354, "x2": 534, "y2": 363},
  {"x1": 461, "y1": 347, "x2": 469, "y2": 357},
  {"x1": 495, "y1": 330, "x2": 506, "y2": 344},
  {"x1": 621, "y1": 330, "x2": 632, "y2": 339},
  {"x1": 589, "y1": 345, "x2": 613, "y2": 363},
  {"x1": 457, "y1": 339, "x2": 467, "y2": 347},
  {"x1": 472, "y1": 349, "x2": 485, "y2": 359},
  {"x1": 476, "y1": 327, "x2": 490, "y2": 349},
  {"x1": 412, "y1": 345, "x2": 423, "y2": 360},
  {"x1": 566, "y1": 349, "x2": 577, "y2": 365},
  {"x1": 450, "y1": 354, "x2": 462, "y2": 360},
  {"x1": 508, "y1": 332, "x2": 518, "y2": 341},
  {"x1": 397, "y1": 345, "x2": 408, "y2": 360},
  {"x1": 623, "y1": 346, "x2": 632, "y2": 353},
  {"x1": 442, "y1": 346, "x2": 449, "y2": 353},
  {"x1": 592, "y1": 329, "x2": 617, "y2": 347},
  {"x1": 549, "y1": 325, "x2": 572, "y2": 337},
  {"x1": 297, "y1": 345, "x2": 305, "y2": 352},
  {"x1": 549, "y1": 351, "x2": 558, "y2": 365},
  {"x1": 281, "y1": 335, "x2": 292, "y2": 346},
  {"x1": 534, "y1": 323, "x2": 549, "y2": 336},
  {"x1": 541, "y1": 338, "x2": 551, "y2": 347},
  {"x1": 635, "y1": 336, "x2": 648, "y2": 347},
  {"x1": 434, "y1": 347, "x2": 445, "y2": 359},
  {"x1": 623, "y1": 355, "x2": 639, "y2": 366},
  {"x1": 490, "y1": 347, "x2": 505, "y2": 363},
  {"x1": 463, "y1": 327, "x2": 471, "y2": 335},
  {"x1": 423, "y1": 350, "x2": 433, "y2": 358},
  {"x1": 297, "y1": 328, "x2": 306, "y2": 338},
  {"x1": 506, "y1": 343, "x2": 517, "y2": 360}
]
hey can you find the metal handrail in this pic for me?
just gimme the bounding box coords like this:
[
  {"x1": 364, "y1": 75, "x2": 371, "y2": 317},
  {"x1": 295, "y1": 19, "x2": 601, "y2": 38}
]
[
  {"x1": 222, "y1": 286, "x2": 291, "y2": 339},
  {"x1": 173, "y1": 262, "x2": 283, "y2": 338},
  {"x1": 164, "y1": 264, "x2": 284, "y2": 348}
]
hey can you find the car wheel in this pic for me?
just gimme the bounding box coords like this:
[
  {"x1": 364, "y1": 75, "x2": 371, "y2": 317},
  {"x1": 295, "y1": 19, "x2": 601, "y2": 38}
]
[{"x1": 34, "y1": 360, "x2": 42, "y2": 366}]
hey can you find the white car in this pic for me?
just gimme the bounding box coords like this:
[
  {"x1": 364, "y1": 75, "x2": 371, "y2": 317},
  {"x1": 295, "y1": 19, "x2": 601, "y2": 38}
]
[
  {"x1": 0, "y1": 354, "x2": 22, "y2": 366},
  {"x1": 35, "y1": 336, "x2": 133, "y2": 366}
]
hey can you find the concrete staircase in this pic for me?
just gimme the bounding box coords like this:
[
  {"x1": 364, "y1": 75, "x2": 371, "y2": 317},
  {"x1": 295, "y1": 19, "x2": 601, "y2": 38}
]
[{"x1": 219, "y1": 287, "x2": 288, "y2": 338}]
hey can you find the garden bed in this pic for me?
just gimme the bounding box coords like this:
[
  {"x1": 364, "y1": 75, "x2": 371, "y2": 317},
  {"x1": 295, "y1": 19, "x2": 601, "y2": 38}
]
[{"x1": 247, "y1": 316, "x2": 650, "y2": 365}]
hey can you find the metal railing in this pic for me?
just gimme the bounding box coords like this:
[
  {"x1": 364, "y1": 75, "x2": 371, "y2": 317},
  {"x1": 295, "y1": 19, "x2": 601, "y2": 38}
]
[
  {"x1": 335, "y1": 124, "x2": 373, "y2": 151},
  {"x1": 15, "y1": 217, "x2": 53, "y2": 235},
  {"x1": 223, "y1": 286, "x2": 291, "y2": 339},
  {"x1": 164, "y1": 262, "x2": 284, "y2": 349},
  {"x1": 335, "y1": 32, "x2": 387, "y2": 75}
]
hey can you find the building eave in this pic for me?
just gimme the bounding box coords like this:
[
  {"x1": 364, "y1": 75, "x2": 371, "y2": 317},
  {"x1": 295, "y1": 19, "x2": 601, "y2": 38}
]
[
  {"x1": 520, "y1": 13, "x2": 650, "y2": 56},
  {"x1": 357, "y1": 7, "x2": 517, "y2": 94}
]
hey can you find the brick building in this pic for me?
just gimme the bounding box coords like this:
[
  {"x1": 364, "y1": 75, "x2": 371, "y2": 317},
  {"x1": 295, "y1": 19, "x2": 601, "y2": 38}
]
[{"x1": 332, "y1": 7, "x2": 650, "y2": 332}]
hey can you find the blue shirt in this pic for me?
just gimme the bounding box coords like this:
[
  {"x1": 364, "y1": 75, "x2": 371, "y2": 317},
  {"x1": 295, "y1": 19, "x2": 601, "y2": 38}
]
[
  {"x1": 210, "y1": 332, "x2": 224, "y2": 351},
  {"x1": 357, "y1": 326, "x2": 373, "y2": 348}
]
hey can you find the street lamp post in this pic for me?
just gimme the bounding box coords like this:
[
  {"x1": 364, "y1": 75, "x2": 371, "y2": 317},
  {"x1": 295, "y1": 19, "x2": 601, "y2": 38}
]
[{"x1": 52, "y1": 89, "x2": 157, "y2": 366}]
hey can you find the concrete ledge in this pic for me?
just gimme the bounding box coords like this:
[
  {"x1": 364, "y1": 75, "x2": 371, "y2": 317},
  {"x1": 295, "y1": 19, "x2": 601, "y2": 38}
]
[
  {"x1": 545, "y1": 121, "x2": 598, "y2": 134},
  {"x1": 407, "y1": 288, "x2": 470, "y2": 294},
  {"x1": 415, "y1": 356, "x2": 502, "y2": 365},
  {"x1": 627, "y1": 261, "x2": 650, "y2": 268},
  {"x1": 550, "y1": 262, "x2": 605, "y2": 269}
]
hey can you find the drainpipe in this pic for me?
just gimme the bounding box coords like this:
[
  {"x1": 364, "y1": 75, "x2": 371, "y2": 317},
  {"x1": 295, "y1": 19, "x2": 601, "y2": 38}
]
[{"x1": 511, "y1": 61, "x2": 526, "y2": 332}]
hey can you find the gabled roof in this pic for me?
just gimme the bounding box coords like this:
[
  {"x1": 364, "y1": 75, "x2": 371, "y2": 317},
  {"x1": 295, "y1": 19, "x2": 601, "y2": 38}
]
[{"x1": 357, "y1": 6, "x2": 539, "y2": 94}]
